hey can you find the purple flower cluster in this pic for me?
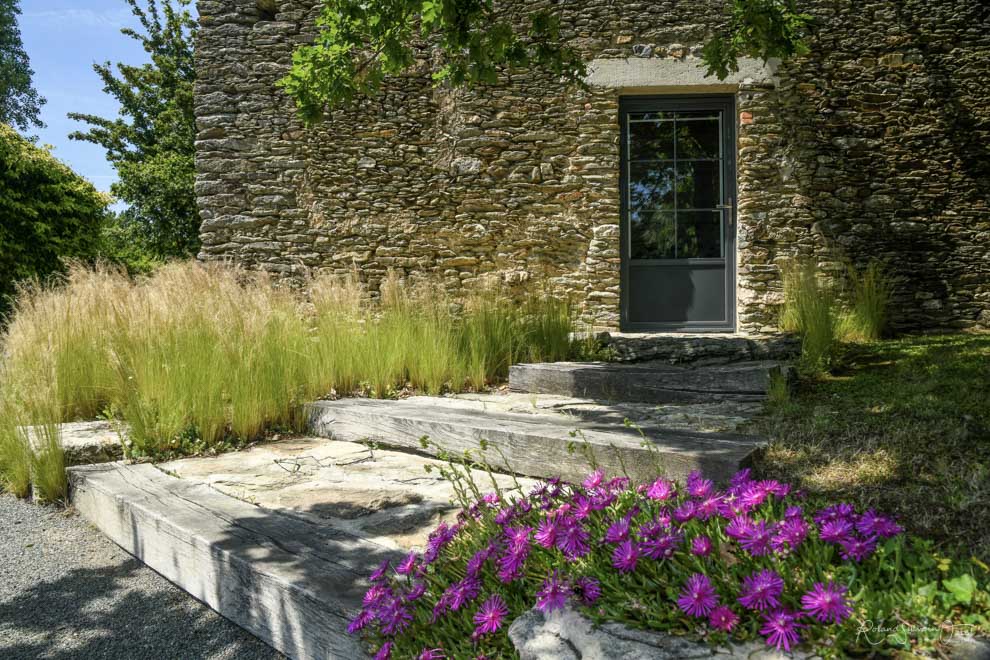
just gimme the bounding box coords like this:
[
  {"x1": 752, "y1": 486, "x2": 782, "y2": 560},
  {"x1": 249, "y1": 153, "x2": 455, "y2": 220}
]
[{"x1": 352, "y1": 467, "x2": 897, "y2": 657}]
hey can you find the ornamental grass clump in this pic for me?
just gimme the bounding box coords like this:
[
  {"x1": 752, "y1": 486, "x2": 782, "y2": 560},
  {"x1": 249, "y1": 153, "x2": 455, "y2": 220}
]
[{"x1": 351, "y1": 466, "x2": 988, "y2": 659}]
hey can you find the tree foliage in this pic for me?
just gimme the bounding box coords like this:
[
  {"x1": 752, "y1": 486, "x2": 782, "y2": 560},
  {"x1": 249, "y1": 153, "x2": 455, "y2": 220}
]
[
  {"x1": 0, "y1": 0, "x2": 45, "y2": 131},
  {"x1": 0, "y1": 124, "x2": 109, "y2": 313},
  {"x1": 281, "y1": 0, "x2": 812, "y2": 122},
  {"x1": 68, "y1": 0, "x2": 199, "y2": 260}
]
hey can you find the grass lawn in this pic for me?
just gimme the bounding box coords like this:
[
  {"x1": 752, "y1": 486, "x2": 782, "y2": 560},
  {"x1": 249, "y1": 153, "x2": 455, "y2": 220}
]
[{"x1": 752, "y1": 332, "x2": 990, "y2": 561}]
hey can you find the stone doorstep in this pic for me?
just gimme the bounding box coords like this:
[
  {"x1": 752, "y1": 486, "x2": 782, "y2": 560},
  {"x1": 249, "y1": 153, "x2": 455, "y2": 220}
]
[
  {"x1": 591, "y1": 332, "x2": 802, "y2": 364},
  {"x1": 508, "y1": 360, "x2": 793, "y2": 404},
  {"x1": 305, "y1": 397, "x2": 765, "y2": 485}
]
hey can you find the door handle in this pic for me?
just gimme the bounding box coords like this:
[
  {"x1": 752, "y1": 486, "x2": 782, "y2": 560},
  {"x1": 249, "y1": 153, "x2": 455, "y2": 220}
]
[{"x1": 716, "y1": 197, "x2": 734, "y2": 210}]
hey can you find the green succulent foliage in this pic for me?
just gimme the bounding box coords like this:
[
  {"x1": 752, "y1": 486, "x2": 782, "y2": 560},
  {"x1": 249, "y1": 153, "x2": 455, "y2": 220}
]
[
  {"x1": 0, "y1": 0, "x2": 45, "y2": 132},
  {"x1": 280, "y1": 0, "x2": 587, "y2": 124},
  {"x1": 68, "y1": 0, "x2": 198, "y2": 260},
  {"x1": 282, "y1": 0, "x2": 812, "y2": 123},
  {"x1": 0, "y1": 124, "x2": 109, "y2": 315},
  {"x1": 702, "y1": 0, "x2": 813, "y2": 79}
]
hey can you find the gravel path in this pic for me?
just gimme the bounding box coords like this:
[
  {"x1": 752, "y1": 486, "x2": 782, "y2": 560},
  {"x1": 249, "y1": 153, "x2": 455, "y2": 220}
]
[{"x1": 0, "y1": 493, "x2": 284, "y2": 660}]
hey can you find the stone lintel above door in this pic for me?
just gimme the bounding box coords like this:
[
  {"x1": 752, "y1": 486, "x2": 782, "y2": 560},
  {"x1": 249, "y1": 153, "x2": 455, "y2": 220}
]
[{"x1": 585, "y1": 57, "x2": 779, "y2": 93}]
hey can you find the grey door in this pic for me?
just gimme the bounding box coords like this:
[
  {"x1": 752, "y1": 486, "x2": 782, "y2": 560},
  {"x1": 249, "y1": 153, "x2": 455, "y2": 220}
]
[{"x1": 619, "y1": 96, "x2": 736, "y2": 331}]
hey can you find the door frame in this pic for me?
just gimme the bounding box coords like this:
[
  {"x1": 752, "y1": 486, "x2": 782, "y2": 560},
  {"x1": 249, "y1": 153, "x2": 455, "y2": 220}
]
[{"x1": 618, "y1": 94, "x2": 738, "y2": 333}]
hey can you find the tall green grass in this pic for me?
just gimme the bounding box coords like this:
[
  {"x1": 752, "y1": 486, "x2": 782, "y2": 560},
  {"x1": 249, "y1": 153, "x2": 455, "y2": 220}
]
[
  {"x1": 780, "y1": 259, "x2": 840, "y2": 374},
  {"x1": 0, "y1": 262, "x2": 577, "y2": 498},
  {"x1": 780, "y1": 258, "x2": 893, "y2": 374},
  {"x1": 840, "y1": 262, "x2": 893, "y2": 342}
]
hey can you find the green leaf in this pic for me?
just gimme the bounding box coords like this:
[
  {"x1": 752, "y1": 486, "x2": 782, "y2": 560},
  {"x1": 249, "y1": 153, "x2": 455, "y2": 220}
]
[{"x1": 943, "y1": 574, "x2": 977, "y2": 606}]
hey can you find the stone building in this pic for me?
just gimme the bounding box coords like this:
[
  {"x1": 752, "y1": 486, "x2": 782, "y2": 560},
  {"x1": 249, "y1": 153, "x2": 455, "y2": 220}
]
[{"x1": 194, "y1": 0, "x2": 990, "y2": 333}]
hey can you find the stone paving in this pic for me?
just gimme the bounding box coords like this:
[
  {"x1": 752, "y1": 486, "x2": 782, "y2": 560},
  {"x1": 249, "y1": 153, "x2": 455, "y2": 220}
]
[{"x1": 158, "y1": 436, "x2": 535, "y2": 552}]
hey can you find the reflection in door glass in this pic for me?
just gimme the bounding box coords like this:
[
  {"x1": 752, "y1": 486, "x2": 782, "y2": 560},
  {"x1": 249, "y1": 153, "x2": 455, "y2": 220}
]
[{"x1": 626, "y1": 110, "x2": 723, "y2": 259}]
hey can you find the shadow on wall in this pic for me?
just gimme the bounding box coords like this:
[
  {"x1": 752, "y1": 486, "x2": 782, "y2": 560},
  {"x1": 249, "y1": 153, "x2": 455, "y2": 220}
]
[{"x1": 773, "y1": 0, "x2": 989, "y2": 330}]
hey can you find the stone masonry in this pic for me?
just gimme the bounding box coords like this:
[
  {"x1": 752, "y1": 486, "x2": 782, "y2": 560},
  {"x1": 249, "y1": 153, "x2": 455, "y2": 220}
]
[{"x1": 194, "y1": 0, "x2": 990, "y2": 332}]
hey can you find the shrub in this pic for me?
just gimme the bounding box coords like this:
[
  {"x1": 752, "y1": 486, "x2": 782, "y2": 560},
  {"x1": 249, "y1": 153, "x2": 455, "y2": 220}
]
[
  {"x1": 351, "y1": 465, "x2": 989, "y2": 658},
  {"x1": 780, "y1": 259, "x2": 839, "y2": 374},
  {"x1": 0, "y1": 124, "x2": 109, "y2": 319}
]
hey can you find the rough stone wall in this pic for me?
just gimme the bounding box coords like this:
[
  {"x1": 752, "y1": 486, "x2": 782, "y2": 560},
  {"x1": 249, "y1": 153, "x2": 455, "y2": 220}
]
[{"x1": 195, "y1": 0, "x2": 990, "y2": 332}]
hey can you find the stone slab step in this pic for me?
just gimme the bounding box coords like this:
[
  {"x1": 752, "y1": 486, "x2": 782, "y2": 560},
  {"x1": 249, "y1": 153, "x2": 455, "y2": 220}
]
[
  {"x1": 305, "y1": 398, "x2": 763, "y2": 485},
  {"x1": 509, "y1": 361, "x2": 791, "y2": 404},
  {"x1": 69, "y1": 462, "x2": 396, "y2": 660},
  {"x1": 590, "y1": 332, "x2": 801, "y2": 364}
]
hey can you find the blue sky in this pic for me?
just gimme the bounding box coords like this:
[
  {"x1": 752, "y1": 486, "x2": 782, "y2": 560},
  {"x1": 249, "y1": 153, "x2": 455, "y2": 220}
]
[{"x1": 19, "y1": 1, "x2": 159, "y2": 194}]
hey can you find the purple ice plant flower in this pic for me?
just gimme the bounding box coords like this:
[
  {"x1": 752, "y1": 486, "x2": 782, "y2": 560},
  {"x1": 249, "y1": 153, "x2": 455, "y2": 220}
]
[
  {"x1": 503, "y1": 525, "x2": 532, "y2": 553},
  {"x1": 405, "y1": 580, "x2": 427, "y2": 602},
  {"x1": 571, "y1": 494, "x2": 594, "y2": 519},
  {"x1": 856, "y1": 509, "x2": 903, "y2": 538},
  {"x1": 573, "y1": 576, "x2": 602, "y2": 605},
  {"x1": 818, "y1": 518, "x2": 855, "y2": 544},
  {"x1": 677, "y1": 573, "x2": 719, "y2": 617},
  {"x1": 709, "y1": 605, "x2": 740, "y2": 632},
  {"x1": 347, "y1": 609, "x2": 374, "y2": 634},
  {"x1": 691, "y1": 535, "x2": 713, "y2": 557},
  {"x1": 363, "y1": 584, "x2": 392, "y2": 609},
  {"x1": 730, "y1": 468, "x2": 754, "y2": 488},
  {"x1": 423, "y1": 522, "x2": 459, "y2": 564},
  {"x1": 686, "y1": 470, "x2": 714, "y2": 498},
  {"x1": 641, "y1": 529, "x2": 683, "y2": 561},
  {"x1": 772, "y1": 517, "x2": 809, "y2": 553},
  {"x1": 738, "y1": 483, "x2": 769, "y2": 510},
  {"x1": 756, "y1": 479, "x2": 790, "y2": 499},
  {"x1": 724, "y1": 515, "x2": 753, "y2": 540},
  {"x1": 535, "y1": 516, "x2": 559, "y2": 549},
  {"x1": 645, "y1": 477, "x2": 676, "y2": 501},
  {"x1": 801, "y1": 581, "x2": 854, "y2": 624},
  {"x1": 612, "y1": 539, "x2": 640, "y2": 573},
  {"x1": 839, "y1": 535, "x2": 878, "y2": 562},
  {"x1": 739, "y1": 520, "x2": 773, "y2": 557},
  {"x1": 497, "y1": 546, "x2": 528, "y2": 583},
  {"x1": 583, "y1": 468, "x2": 605, "y2": 490},
  {"x1": 494, "y1": 505, "x2": 515, "y2": 525},
  {"x1": 536, "y1": 571, "x2": 570, "y2": 613},
  {"x1": 738, "y1": 569, "x2": 785, "y2": 611},
  {"x1": 784, "y1": 505, "x2": 804, "y2": 519},
  {"x1": 695, "y1": 495, "x2": 723, "y2": 520},
  {"x1": 374, "y1": 641, "x2": 393, "y2": 660},
  {"x1": 473, "y1": 594, "x2": 509, "y2": 636},
  {"x1": 396, "y1": 551, "x2": 418, "y2": 576},
  {"x1": 814, "y1": 503, "x2": 856, "y2": 526},
  {"x1": 419, "y1": 649, "x2": 445, "y2": 660},
  {"x1": 555, "y1": 518, "x2": 590, "y2": 559},
  {"x1": 380, "y1": 600, "x2": 413, "y2": 635},
  {"x1": 447, "y1": 576, "x2": 481, "y2": 610},
  {"x1": 369, "y1": 559, "x2": 391, "y2": 583},
  {"x1": 673, "y1": 500, "x2": 697, "y2": 524},
  {"x1": 760, "y1": 609, "x2": 803, "y2": 652},
  {"x1": 466, "y1": 546, "x2": 493, "y2": 577},
  {"x1": 604, "y1": 517, "x2": 631, "y2": 543}
]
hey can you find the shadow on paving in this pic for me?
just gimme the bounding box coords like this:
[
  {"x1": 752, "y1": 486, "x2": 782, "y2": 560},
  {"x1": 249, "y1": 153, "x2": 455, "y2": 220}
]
[{"x1": 0, "y1": 555, "x2": 283, "y2": 660}]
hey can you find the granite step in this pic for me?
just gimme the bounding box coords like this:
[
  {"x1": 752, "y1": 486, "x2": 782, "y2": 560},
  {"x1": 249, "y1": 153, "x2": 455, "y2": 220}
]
[
  {"x1": 509, "y1": 360, "x2": 792, "y2": 404},
  {"x1": 305, "y1": 398, "x2": 764, "y2": 485}
]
